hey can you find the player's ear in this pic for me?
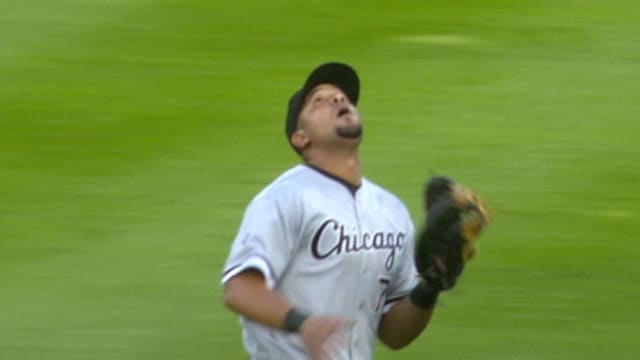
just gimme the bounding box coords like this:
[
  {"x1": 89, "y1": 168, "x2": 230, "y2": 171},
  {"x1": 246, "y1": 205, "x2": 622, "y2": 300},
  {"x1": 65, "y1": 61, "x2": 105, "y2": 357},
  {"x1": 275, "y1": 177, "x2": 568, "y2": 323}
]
[{"x1": 290, "y1": 129, "x2": 310, "y2": 150}]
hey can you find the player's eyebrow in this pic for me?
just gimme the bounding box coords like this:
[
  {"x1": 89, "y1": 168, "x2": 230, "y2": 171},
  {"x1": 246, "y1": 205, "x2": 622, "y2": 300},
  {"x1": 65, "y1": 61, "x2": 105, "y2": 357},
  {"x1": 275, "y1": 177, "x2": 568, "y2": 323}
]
[
  {"x1": 304, "y1": 85, "x2": 337, "y2": 105},
  {"x1": 306, "y1": 87, "x2": 326, "y2": 101},
  {"x1": 302, "y1": 88, "x2": 322, "y2": 108}
]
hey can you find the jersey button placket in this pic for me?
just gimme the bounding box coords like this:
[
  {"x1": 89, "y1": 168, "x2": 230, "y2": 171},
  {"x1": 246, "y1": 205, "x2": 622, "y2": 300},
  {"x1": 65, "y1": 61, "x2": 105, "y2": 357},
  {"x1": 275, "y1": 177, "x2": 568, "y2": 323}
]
[
  {"x1": 352, "y1": 191, "x2": 365, "y2": 354},
  {"x1": 355, "y1": 196, "x2": 367, "y2": 273}
]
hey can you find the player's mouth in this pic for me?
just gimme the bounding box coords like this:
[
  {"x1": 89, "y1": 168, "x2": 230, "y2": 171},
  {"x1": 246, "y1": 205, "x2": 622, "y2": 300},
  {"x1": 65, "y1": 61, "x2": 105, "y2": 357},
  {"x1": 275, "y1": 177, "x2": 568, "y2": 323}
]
[{"x1": 337, "y1": 106, "x2": 351, "y2": 117}]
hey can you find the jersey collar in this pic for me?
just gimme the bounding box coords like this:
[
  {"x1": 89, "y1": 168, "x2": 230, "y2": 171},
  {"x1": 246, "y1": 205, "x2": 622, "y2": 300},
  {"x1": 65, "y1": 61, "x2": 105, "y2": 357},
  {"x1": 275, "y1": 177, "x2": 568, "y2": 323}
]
[{"x1": 304, "y1": 164, "x2": 361, "y2": 196}]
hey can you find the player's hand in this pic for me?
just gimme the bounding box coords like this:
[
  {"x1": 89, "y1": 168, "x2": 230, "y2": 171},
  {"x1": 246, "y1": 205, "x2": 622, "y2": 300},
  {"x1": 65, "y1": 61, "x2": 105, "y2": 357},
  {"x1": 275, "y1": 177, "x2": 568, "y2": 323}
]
[{"x1": 299, "y1": 316, "x2": 350, "y2": 360}]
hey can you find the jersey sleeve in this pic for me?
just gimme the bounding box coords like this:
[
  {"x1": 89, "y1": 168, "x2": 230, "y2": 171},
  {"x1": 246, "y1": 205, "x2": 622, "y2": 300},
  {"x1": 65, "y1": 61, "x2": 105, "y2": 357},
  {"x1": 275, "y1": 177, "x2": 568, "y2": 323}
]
[
  {"x1": 382, "y1": 208, "x2": 419, "y2": 313},
  {"x1": 221, "y1": 193, "x2": 299, "y2": 289}
]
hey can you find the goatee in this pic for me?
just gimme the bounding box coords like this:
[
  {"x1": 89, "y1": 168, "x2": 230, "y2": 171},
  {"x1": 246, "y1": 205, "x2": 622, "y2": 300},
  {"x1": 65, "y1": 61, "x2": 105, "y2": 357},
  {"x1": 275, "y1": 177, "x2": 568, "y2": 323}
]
[{"x1": 336, "y1": 125, "x2": 363, "y2": 139}]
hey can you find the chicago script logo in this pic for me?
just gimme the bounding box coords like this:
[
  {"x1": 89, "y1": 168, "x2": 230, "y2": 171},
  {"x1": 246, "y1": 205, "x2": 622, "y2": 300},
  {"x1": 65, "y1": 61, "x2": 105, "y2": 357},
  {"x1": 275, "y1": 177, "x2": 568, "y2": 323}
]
[{"x1": 310, "y1": 218, "x2": 406, "y2": 270}]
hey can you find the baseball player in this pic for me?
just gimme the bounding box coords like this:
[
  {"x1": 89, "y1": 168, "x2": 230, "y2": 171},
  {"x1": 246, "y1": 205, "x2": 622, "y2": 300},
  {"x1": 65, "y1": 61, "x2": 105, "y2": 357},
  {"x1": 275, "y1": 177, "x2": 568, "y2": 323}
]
[{"x1": 221, "y1": 62, "x2": 483, "y2": 359}]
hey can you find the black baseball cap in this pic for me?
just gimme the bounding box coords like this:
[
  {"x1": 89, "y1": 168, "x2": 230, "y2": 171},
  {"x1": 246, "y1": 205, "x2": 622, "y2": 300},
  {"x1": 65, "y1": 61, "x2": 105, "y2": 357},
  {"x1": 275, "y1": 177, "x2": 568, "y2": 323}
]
[{"x1": 285, "y1": 62, "x2": 360, "y2": 151}]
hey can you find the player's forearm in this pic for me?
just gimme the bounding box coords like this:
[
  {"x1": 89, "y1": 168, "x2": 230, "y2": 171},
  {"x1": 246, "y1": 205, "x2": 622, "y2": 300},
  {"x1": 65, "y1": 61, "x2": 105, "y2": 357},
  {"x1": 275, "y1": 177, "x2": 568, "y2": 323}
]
[
  {"x1": 223, "y1": 270, "x2": 291, "y2": 331},
  {"x1": 377, "y1": 296, "x2": 434, "y2": 349}
]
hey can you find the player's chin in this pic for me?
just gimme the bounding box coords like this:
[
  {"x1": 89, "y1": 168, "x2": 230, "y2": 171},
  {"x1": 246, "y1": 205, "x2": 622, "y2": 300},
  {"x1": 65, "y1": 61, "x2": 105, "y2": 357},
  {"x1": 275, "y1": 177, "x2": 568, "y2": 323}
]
[{"x1": 336, "y1": 124, "x2": 363, "y2": 139}]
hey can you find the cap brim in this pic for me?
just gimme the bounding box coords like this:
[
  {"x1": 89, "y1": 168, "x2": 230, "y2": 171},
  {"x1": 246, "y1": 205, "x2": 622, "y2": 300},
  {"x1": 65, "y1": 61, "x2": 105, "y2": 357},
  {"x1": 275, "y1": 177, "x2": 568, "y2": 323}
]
[{"x1": 301, "y1": 62, "x2": 360, "y2": 106}]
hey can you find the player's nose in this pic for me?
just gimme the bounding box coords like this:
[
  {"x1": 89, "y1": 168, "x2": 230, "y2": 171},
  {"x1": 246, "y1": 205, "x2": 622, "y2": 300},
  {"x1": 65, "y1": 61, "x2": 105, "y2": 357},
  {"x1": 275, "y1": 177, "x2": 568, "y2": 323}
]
[{"x1": 331, "y1": 92, "x2": 346, "y2": 105}]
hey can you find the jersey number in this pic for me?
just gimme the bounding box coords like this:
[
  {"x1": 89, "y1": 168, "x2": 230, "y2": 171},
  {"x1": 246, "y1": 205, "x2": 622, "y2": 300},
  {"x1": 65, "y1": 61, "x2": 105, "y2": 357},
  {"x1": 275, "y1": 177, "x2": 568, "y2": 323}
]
[{"x1": 375, "y1": 276, "x2": 391, "y2": 312}]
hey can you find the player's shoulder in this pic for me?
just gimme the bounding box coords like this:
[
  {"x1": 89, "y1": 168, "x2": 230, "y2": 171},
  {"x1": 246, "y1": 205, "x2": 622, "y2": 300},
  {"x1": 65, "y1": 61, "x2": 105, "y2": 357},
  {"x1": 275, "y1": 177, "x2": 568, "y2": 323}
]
[{"x1": 251, "y1": 164, "x2": 309, "y2": 203}]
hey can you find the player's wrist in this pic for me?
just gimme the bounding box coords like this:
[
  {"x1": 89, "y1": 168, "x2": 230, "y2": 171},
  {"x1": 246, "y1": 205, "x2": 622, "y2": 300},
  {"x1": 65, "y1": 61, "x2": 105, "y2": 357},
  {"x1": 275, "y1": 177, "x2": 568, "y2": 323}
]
[
  {"x1": 283, "y1": 307, "x2": 309, "y2": 333},
  {"x1": 409, "y1": 280, "x2": 440, "y2": 309}
]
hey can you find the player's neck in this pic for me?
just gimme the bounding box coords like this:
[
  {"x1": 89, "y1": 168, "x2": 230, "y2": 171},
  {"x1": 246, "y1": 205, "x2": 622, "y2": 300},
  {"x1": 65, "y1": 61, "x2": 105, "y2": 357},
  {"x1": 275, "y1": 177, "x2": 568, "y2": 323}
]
[{"x1": 305, "y1": 151, "x2": 361, "y2": 187}]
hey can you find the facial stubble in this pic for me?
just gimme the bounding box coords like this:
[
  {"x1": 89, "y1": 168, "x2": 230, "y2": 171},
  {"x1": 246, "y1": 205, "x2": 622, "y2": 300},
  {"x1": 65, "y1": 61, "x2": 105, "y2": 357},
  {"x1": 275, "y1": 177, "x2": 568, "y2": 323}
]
[{"x1": 336, "y1": 124, "x2": 363, "y2": 139}]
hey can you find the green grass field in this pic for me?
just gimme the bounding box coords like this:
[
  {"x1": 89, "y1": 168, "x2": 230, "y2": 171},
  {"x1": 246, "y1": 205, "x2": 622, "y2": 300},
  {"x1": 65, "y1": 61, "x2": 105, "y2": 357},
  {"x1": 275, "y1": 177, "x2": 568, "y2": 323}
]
[{"x1": 2, "y1": 0, "x2": 639, "y2": 359}]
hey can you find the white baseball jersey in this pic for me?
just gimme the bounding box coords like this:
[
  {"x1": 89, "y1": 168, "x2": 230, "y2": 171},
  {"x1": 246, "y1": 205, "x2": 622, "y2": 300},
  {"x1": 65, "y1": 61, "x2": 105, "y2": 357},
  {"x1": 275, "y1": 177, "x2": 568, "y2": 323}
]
[{"x1": 221, "y1": 164, "x2": 418, "y2": 359}]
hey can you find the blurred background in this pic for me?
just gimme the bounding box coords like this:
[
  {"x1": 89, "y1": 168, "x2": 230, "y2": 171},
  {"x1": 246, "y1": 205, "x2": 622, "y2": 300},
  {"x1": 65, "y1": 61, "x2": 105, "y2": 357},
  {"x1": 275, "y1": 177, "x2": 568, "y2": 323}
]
[{"x1": 1, "y1": 0, "x2": 638, "y2": 359}]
